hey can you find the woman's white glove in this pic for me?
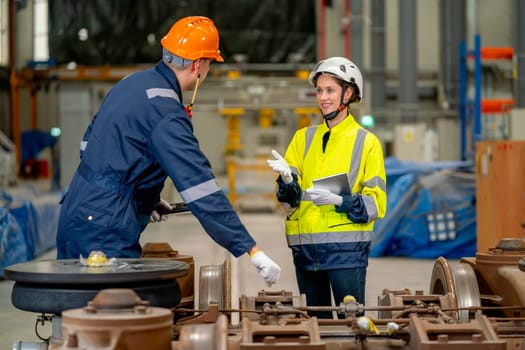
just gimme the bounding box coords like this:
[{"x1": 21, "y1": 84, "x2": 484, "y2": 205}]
[
  {"x1": 306, "y1": 188, "x2": 343, "y2": 206},
  {"x1": 149, "y1": 198, "x2": 172, "y2": 223},
  {"x1": 267, "y1": 150, "x2": 293, "y2": 184},
  {"x1": 250, "y1": 250, "x2": 281, "y2": 287}
]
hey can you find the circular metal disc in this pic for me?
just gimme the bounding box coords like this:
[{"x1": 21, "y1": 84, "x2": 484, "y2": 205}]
[
  {"x1": 451, "y1": 263, "x2": 482, "y2": 321},
  {"x1": 429, "y1": 257, "x2": 455, "y2": 295},
  {"x1": 199, "y1": 264, "x2": 225, "y2": 309},
  {"x1": 430, "y1": 256, "x2": 481, "y2": 322},
  {"x1": 4, "y1": 259, "x2": 189, "y2": 285},
  {"x1": 178, "y1": 314, "x2": 228, "y2": 350}
]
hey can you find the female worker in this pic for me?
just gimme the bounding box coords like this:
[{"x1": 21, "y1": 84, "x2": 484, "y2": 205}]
[{"x1": 267, "y1": 57, "x2": 387, "y2": 317}]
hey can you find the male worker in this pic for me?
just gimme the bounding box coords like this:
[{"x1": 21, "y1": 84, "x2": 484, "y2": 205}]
[{"x1": 56, "y1": 16, "x2": 281, "y2": 286}]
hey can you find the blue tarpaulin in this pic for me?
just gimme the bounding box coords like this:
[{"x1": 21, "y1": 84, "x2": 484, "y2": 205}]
[
  {"x1": 0, "y1": 185, "x2": 62, "y2": 276},
  {"x1": 0, "y1": 207, "x2": 30, "y2": 272},
  {"x1": 371, "y1": 157, "x2": 476, "y2": 259}
]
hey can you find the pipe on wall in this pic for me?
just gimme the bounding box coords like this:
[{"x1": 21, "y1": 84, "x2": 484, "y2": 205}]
[
  {"x1": 398, "y1": 0, "x2": 418, "y2": 122},
  {"x1": 515, "y1": 0, "x2": 525, "y2": 107},
  {"x1": 344, "y1": 0, "x2": 350, "y2": 58},
  {"x1": 317, "y1": 0, "x2": 327, "y2": 60},
  {"x1": 349, "y1": 0, "x2": 364, "y2": 68},
  {"x1": 370, "y1": 0, "x2": 386, "y2": 110},
  {"x1": 439, "y1": 0, "x2": 466, "y2": 111},
  {"x1": 9, "y1": 0, "x2": 21, "y2": 169}
]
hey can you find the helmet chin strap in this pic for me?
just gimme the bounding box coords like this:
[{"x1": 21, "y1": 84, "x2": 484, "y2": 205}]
[
  {"x1": 322, "y1": 83, "x2": 349, "y2": 122},
  {"x1": 323, "y1": 104, "x2": 346, "y2": 121}
]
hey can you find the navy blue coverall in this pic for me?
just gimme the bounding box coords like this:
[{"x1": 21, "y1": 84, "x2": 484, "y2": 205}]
[{"x1": 56, "y1": 61, "x2": 256, "y2": 259}]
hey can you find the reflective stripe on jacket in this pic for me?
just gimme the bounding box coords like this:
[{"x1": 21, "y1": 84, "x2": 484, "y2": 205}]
[{"x1": 283, "y1": 114, "x2": 386, "y2": 270}]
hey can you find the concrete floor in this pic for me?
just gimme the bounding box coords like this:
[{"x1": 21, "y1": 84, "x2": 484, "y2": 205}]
[{"x1": 0, "y1": 210, "x2": 458, "y2": 347}]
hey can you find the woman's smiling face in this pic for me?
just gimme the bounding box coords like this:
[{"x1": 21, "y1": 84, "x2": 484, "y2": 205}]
[{"x1": 315, "y1": 74, "x2": 343, "y2": 116}]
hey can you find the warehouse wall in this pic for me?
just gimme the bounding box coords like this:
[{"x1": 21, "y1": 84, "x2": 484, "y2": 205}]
[
  {"x1": 322, "y1": 0, "x2": 513, "y2": 73},
  {"x1": 322, "y1": 0, "x2": 439, "y2": 71}
]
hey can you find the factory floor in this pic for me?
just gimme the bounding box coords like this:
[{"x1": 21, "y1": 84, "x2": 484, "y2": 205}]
[{"x1": 0, "y1": 206, "x2": 460, "y2": 347}]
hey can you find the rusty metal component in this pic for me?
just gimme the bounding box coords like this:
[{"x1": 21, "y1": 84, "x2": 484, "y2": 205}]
[
  {"x1": 429, "y1": 257, "x2": 481, "y2": 322},
  {"x1": 492, "y1": 320, "x2": 525, "y2": 349},
  {"x1": 141, "y1": 242, "x2": 195, "y2": 309},
  {"x1": 240, "y1": 316, "x2": 324, "y2": 349},
  {"x1": 378, "y1": 289, "x2": 455, "y2": 321},
  {"x1": 461, "y1": 238, "x2": 525, "y2": 317},
  {"x1": 12, "y1": 240, "x2": 525, "y2": 350},
  {"x1": 429, "y1": 257, "x2": 455, "y2": 297},
  {"x1": 409, "y1": 315, "x2": 506, "y2": 349},
  {"x1": 487, "y1": 266, "x2": 525, "y2": 315},
  {"x1": 494, "y1": 238, "x2": 525, "y2": 251},
  {"x1": 173, "y1": 303, "x2": 221, "y2": 331},
  {"x1": 85, "y1": 288, "x2": 149, "y2": 311},
  {"x1": 519, "y1": 257, "x2": 525, "y2": 272},
  {"x1": 240, "y1": 290, "x2": 307, "y2": 321},
  {"x1": 177, "y1": 314, "x2": 228, "y2": 350},
  {"x1": 50, "y1": 289, "x2": 173, "y2": 350}
]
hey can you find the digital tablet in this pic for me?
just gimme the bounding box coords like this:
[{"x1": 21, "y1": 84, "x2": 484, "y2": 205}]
[{"x1": 312, "y1": 172, "x2": 351, "y2": 195}]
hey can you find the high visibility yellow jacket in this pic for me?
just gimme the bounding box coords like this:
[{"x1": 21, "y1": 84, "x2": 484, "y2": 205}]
[{"x1": 279, "y1": 114, "x2": 387, "y2": 270}]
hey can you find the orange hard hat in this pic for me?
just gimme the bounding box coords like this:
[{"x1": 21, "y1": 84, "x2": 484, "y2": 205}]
[{"x1": 161, "y1": 16, "x2": 224, "y2": 62}]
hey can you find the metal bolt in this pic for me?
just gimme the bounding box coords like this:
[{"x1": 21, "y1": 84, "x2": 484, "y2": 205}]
[
  {"x1": 66, "y1": 333, "x2": 78, "y2": 347},
  {"x1": 263, "y1": 336, "x2": 276, "y2": 344},
  {"x1": 472, "y1": 334, "x2": 483, "y2": 343},
  {"x1": 437, "y1": 334, "x2": 449, "y2": 343},
  {"x1": 135, "y1": 305, "x2": 148, "y2": 314},
  {"x1": 298, "y1": 335, "x2": 310, "y2": 344}
]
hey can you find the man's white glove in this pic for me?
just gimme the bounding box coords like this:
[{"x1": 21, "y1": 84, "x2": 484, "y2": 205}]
[
  {"x1": 250, "y1": 251, "x2": 281, "y2": 287},
  {"x1": 267, "y1": 150, "x2": 293, "y2": 184},
  {"x1": 306, "y1": 188, "x2": 343, "y2": 206},
  {"x1": 149, "y1": 198, "x2": 172, "y2": 223}
]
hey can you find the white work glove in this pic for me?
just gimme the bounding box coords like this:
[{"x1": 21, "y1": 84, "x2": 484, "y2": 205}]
[
  {"x1": 250, "y1": 251, "x2": 281, "y2": 287},
  {"x1": 306, "y1": 188, "x2": 343, "y2": 206},
  {"x1": 149, "y1": 198, "x2": 172, "y2": 223},
  {"x1": 267, "y1": 150, "x2": 293, "y2": 184}
]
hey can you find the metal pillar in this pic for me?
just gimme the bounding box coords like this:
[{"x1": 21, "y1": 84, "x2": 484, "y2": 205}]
[
  {"x1": 371, "y1": 0, "x2": 386, "y2": 110},
  {"x1": 459, "y1": 41, "x2": 467, "y2": 160},
  {"x1": 515, "y1": 0, "x2": 525, "y2": 107},
  {"x1": 459, "y1": 34, "x2": 485, "y2": 160},
  {"x1": 398, "y1": 0, "x2": 418, "y2": 122},
  {"x1": 349, "y1": 0, "x2": 364, "y2": 68},
  {"x1": 439, "y1": 0, "x2": 466, "y2": 111},
  {"x1": 473, "y1": 35, "x2": 482, "y2": 143}
]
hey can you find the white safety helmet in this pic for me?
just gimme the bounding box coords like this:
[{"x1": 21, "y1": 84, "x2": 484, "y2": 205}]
[{"x1": 308, "y1": 57, "x2": 363, "y2": 102}]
